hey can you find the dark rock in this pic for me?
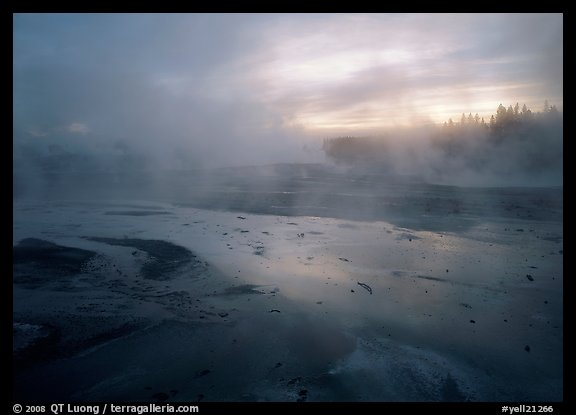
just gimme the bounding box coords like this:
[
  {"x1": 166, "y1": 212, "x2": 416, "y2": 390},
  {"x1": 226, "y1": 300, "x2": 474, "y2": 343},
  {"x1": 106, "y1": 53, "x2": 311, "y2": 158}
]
[
  {"x1": 13, "y1": 238, "x2": 97, "y2": 281},
  {"x1": 83, "y1": 237, "x2": 200, "y2": 281}
]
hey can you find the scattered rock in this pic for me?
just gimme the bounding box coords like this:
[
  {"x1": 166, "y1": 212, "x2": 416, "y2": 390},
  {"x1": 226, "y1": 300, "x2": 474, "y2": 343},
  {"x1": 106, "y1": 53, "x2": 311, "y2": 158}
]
[
  {"x1": 357, "y1": 282, "x2": 373, "y2": 294},
  {"x1": 459, "y1": 303, "x2": 472, "y2": 309},
  {"x1": 237, "y1": 216, "x2": 246, "y2": 220}
]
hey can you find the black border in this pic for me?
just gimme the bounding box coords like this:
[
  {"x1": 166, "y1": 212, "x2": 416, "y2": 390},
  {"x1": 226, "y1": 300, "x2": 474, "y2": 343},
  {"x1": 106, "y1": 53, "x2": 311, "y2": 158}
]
[{"x1": 8, "y1": 4, "x2": 568, "y2": 413}]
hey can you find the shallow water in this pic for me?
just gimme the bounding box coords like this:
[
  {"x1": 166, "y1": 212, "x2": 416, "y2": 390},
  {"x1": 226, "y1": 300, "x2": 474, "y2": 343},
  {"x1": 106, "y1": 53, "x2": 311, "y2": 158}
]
[{"x1": 12, "y1": 189, "x2": 563, "y2": 402}]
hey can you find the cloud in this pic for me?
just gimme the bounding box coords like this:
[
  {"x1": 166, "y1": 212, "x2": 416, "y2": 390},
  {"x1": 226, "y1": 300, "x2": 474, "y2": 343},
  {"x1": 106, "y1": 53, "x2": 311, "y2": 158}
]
[{"x1": 246, "y1": 14, "x2": 563, "y2": 132}]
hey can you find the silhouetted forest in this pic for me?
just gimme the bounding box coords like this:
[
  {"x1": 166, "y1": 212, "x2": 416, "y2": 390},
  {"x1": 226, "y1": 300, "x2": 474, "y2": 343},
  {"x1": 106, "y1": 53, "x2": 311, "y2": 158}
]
[{"x1": 322, "y1": 102, "x2": 563, "y2": 186}]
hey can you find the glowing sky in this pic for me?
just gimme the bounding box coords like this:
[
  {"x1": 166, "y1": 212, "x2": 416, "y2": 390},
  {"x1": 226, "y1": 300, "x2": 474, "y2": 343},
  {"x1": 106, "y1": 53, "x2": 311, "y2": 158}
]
[{"x1": 13, "y1": 13, "x2": 563, "y2": 157}]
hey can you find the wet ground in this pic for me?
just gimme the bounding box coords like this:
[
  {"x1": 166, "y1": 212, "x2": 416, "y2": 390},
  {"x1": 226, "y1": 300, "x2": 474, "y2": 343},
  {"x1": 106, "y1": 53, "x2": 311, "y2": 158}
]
[{"x1": 13, "y1": 172, "x2": 563, "y2": 402}]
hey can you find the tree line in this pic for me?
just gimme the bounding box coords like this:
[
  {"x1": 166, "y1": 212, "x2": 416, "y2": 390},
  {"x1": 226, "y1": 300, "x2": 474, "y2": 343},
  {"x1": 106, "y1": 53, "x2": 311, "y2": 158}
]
[{"x1": 442, "y1": 101, "x2": 560, "y2": 136}]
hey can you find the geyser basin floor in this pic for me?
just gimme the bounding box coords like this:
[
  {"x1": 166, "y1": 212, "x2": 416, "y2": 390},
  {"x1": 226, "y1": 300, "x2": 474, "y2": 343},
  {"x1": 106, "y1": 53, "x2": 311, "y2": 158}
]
[{"x1": 13, "y1": 199, "x2": 562, "y2": 401}]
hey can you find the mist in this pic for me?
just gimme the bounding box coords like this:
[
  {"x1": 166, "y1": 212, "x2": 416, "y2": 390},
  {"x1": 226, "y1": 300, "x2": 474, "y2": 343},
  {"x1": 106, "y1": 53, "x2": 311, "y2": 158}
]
[
  {"x1": 322, "y1": 105, "x2": 563, "y2": 187},
  {"x1": 14, "y1": 13, "x2": 563, "y2": 199}
]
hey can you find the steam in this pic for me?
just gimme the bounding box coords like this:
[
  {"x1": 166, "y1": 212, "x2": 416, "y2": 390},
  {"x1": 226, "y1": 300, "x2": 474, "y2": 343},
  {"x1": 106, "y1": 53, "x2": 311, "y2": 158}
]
[
  {"x1": 13, "y1": 13, "x2": 562, "y2": 200},
  {"x1": 322, "y1": 107, "x2": 563, "y2": 187}
]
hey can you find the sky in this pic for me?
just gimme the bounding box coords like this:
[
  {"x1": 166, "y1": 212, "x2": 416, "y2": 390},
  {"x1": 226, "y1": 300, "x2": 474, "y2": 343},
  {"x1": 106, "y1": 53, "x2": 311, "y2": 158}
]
[{"x1": 13, "y1": 13, "x2": 563, "y2": 167}]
